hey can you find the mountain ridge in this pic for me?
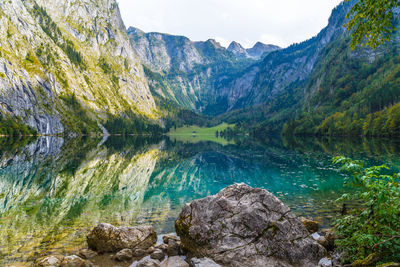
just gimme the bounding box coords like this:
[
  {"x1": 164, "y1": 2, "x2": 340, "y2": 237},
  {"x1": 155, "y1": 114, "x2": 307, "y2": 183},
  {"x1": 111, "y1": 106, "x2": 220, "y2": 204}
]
[{"x1": 0, "y1": 0, "x2": 158, "y2": 135}]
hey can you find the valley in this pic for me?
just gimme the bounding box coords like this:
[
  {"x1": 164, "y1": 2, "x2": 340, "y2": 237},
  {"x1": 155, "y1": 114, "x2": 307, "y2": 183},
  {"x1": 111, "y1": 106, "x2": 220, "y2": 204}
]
[{"x1": 0, "y1": 0, "x2": 399, "y2": 266}]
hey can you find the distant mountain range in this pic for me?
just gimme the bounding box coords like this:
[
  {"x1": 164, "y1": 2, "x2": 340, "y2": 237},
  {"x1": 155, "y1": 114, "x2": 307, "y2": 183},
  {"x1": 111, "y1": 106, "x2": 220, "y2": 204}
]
[
  {"x1": 1, "y1": 0, "x2": 399, "y2": 137},
  {"x1": 227, "y1": 41, "x2": 280, "y2": 59}
]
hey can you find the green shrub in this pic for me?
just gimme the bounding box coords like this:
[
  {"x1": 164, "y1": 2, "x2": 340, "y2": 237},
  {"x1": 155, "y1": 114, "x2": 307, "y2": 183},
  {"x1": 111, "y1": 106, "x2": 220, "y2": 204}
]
[{"x1": 333, "y1": 156, "x2": 400, "y2": 264}]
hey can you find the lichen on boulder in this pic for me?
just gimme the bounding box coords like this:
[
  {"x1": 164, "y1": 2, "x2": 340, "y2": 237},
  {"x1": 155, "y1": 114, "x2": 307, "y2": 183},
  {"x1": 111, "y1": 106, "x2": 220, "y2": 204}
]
[{"x1": 175, "y1": 183, "x2": 326, "y2": 267}]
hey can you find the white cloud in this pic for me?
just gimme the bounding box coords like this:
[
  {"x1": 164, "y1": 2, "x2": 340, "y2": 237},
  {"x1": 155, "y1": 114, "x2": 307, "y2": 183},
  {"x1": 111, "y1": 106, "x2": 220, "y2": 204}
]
[{"x1": 117, "y1": 0, "x2": 343, "y2": 48}]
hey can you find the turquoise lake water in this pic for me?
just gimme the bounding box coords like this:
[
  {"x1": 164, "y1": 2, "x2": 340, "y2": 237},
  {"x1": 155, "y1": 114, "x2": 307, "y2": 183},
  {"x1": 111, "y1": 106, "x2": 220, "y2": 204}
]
[{"x1": 1, "y1": 135, "x2": 400, "y2": 265}]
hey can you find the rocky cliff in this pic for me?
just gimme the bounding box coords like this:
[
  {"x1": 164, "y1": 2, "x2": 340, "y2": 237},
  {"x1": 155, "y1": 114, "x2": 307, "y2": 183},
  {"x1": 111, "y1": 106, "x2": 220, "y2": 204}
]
[
  {"x1": 227, "y1": 41, "x2": 280, "y2": 59},
  {"x1": 0, "y1": 0, "x2": 157, "y2": 135},
  {"x1": 128, "y1": 27, "x2": 254, "y2": 111},
  {"x1": 207, "y1": 2, "x2": 352, "y2": 115}
]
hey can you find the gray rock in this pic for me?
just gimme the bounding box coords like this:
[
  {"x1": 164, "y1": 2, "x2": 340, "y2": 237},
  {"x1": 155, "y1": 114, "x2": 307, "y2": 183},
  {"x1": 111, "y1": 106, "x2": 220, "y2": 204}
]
[
  {"x1": 190, "y1": 257, "x2": 221, "y2": 267},
  {"x1": 87, "y1": 223, "x2": 157, "y2": 253},
  {"x1": 150, "y1": 249, "x2": 165, "y2": 261},
  {"x1": 167, "y1": 239, "x2": 181, "y2": 256},
  {"x1": 113, "y1": 248, "x2": 133, "y2": 262},
  {"x1": 312, "y1": 232, "x2": 321, "y2": 240},
  {"x1": 162, "y1": 234, "x2": 180, "y2": 244},
  {"x1": 155, "y1": 243, "x2": 168, "y2": 253},
  {"x1": 160, "y1": 256, "x2": 188, "y2": 267},
  {"x1": 133, "y1": 248, "x2": 151, "y2": 258},
  {"x1": 136, "y1": 258, "x2": 161, "y2": 267},
  {"x1": 175, "y1": 183, "x2": 326, "y2": 267},
  {"x1": 35, "y1": 255, "x2": 64, "y2": 267},
  {"x1": 318, "y1": 257, "x2": 332, "y2": 267},
  {"x1": 61, "y1": 255, "x2": 92, "y2": 267}
]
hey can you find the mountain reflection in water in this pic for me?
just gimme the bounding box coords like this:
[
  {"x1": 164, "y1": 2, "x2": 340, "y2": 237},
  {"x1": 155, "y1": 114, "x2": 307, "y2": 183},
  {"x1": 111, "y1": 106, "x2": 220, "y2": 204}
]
[{"x1": 1, "y1": 135, "x2": 400, "y2": 265}]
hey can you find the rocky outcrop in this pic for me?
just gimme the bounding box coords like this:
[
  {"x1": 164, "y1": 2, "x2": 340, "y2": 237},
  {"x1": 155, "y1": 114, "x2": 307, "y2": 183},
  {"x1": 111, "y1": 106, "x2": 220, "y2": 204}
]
[
  {"x1": 128, "y1": 27, "x2": 253, "y2": 111},
  {"x1": 246, "y1": 42, "x2": 280, "y2": 59},
  {"x1": 0, "y1": 0, "x2": 157, "y2": 135},
  {"x1": 227, "y1": 41, "x2": 280, "y2": 59},
  {"x1": 87, "y1": 223, "x2": 157, "y2": 253},
  {"x1": 211, "y1": 2, "x2": 353, "y2": 114},
  {"x1": 227, "y1": 41, "x2": 248, "y2": 58},
  {"x1": 175, "y1": 183, "x2": 326, "y2": 267}
]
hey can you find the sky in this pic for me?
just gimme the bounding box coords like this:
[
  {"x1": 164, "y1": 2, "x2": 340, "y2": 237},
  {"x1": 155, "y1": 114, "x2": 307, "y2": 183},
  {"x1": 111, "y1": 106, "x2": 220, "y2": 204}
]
[{"x1": 117, "y1": 0, "x2": 343, "y2": 48}]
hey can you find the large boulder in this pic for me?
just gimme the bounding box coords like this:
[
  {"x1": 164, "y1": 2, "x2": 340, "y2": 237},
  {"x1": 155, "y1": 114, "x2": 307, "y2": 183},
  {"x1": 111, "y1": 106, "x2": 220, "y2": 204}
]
[
  {"x1": 175, "y1": 183, "x2": 326, "y2": 267},
  {"x1": 87, "y1": 223, "x2": 157, "y2": 253}
]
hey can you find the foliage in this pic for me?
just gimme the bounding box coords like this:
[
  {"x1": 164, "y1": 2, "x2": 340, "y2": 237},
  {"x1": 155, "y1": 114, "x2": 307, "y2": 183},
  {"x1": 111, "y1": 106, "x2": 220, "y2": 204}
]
[
  {"x1": 333, "y1": 157, "x2": 400, "y2": 264},
  {"x1": 104, "y1": 113, "x2": 163, "y2": 135},
  {"x1": 345, "y1": 0, "x2": 400, "y2": 49},
  {"x1": 282, "y1": 37, "x2": 400, "y2": 137},
  {"x1": 59, "y1": 94, "x2": 100, "y2": 135},
  {"x1": 32, "y1": 4, "x2": 84, "y2": 68},
  {"x1": 0, "y1": 115, "x2": 37, "y2": 136}
]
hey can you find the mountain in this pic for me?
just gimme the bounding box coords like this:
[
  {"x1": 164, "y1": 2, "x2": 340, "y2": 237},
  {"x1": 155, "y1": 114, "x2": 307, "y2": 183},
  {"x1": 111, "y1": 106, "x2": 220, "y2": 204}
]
[
  {"x1": 246, "y1": 42, "x2": 281, "y2": 59},
  {"x1": 0, "y1": 0, "x2": 158, "y2": 135},
  {"x1": 227, "y1": 41, "x2": 248, "y2": 58},
  {"x1": 128, "y1": 27, "x2": 254, "y2": 110},
  {"x1": 205, "y1": 2, "x2": 352, "y2": 116},
  {"x1": 227, "y1": 41, "x2": 280, "y2": 59}
]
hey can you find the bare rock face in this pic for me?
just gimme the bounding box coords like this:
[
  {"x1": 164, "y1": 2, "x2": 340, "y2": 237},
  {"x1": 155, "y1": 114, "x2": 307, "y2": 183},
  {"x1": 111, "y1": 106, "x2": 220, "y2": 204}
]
[
  {"x1": 175, "y1": 183, "x2": 326, "y2": 267},
  {"x1": 87, "y1": 223, "x2": 157, "y2": 253}
]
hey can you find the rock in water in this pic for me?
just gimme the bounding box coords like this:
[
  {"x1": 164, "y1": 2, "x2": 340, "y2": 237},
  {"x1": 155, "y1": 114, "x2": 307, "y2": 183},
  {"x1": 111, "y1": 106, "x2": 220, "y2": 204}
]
[
  {"x1": 35, "y1": 255, "x2": 64, "y2": 267},
  {"x1": 61, "y1": 255, "x2": 92, "y2": 267},
  {"x1": 300, "y1": 217, "x2": 319, "y2": 233},
  {"x1": 175, "y1": 183, "x2": 326, "y2": 267},
  {"x1": 87, "y1": 223, "x2": 157, "y2": 253}
]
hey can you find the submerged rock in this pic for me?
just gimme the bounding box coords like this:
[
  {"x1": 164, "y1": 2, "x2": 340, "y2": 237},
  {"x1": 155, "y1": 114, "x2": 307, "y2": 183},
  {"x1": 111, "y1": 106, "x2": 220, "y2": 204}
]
[
  {"x1": 175, "y1": 183, "x2": 326, "y2": 267},
  {"x1": 190, "y1": 257, "x2": 222, "y2": 267},
  {"x1": 77, "y1": 249, "x2": 98, "y2": 260},
  {"x1": 113, "y1": 248, "x2": 134, "y2": 262},
  {"x1": 87, "y1": 223, "x2": 157, "y2": 253},
  {"x1": 61, "y1": 255, "x2": 92, "y2": 267},
  {"x1": 35, "y1": 255, "x2": 64, "y2": 267},
  {"x1": 35, "y1": 254, "x2": 92, "y2": 267},
  {"x1": 301, "y1": 217, "x2": 319, "y2": 233}
]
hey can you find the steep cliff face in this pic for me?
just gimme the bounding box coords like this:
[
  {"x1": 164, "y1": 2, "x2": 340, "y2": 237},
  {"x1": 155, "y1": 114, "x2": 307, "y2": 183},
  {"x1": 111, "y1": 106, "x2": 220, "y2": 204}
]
[
  {"x1": 0, "y1": 0, "x2": 157, "y2": 135},
  {"x1": 208, "y1": 2, "x2": 352, "y2": 115},
  {"x1": 128, "y1": 27, "x2": 253, "y2": 110}
]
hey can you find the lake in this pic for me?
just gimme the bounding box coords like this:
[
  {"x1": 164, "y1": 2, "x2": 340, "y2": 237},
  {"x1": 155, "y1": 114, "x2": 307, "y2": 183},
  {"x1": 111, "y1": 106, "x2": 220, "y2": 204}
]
[{"x1": 1, "y1": 135, "x2": 400, "y2": 265}]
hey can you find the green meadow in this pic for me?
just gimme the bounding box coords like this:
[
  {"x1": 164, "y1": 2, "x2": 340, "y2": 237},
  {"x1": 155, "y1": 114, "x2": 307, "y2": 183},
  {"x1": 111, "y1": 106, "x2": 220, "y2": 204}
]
[{"x1": 167, "y1": 123, "x2": 235, "y2": 145}]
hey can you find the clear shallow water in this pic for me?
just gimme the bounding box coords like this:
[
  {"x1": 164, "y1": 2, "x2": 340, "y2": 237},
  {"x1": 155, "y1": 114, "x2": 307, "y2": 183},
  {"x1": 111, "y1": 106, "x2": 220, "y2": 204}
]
[{"x1": 1, "y1": 135, "x2": 400, "y2": 265}]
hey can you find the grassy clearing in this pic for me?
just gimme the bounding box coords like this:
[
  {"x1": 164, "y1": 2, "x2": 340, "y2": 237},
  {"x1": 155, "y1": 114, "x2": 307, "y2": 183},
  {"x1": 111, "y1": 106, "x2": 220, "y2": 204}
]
[{"x1": 167, "y1": 123, "x2": 235, "y2": 145}]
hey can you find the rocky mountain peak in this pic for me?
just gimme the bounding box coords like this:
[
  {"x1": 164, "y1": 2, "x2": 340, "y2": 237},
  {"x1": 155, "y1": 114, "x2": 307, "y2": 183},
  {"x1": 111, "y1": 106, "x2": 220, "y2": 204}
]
[
  {"x1": 246, "y1": 42, "x2": 281, "y2": 59},
  {"x1": 227, "y1": 41, "x2": 248, "y2": 58}
]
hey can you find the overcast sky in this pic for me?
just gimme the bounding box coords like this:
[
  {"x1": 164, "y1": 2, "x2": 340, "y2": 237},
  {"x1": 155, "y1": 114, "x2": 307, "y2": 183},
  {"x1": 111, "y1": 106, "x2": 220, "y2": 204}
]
[{"x1": 117, "y1": 0, "x2": 343, "y2": 48}]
